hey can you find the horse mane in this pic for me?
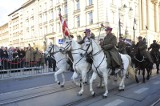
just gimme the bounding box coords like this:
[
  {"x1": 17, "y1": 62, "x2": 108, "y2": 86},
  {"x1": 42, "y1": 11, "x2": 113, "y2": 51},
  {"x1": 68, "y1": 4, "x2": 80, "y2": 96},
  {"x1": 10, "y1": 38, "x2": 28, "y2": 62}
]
[{"x1": 71, "y1": 39, "x2": 82, "y2": 48}]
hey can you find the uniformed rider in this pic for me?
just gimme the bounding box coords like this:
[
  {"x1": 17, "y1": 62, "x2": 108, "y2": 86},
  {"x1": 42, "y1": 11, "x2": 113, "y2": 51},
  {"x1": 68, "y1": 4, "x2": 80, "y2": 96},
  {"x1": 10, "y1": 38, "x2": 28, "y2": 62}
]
[
  {"x1": 136, "y1": 36, "x2": 153, "y2": 63},
  {"x1": 102, "y1": 27, "x2": 123, "y2": 75}
]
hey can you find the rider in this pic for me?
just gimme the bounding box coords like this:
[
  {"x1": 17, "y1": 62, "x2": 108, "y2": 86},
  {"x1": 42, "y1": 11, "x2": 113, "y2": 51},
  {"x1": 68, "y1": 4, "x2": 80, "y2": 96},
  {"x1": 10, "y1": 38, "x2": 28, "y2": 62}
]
[
  {"x1": 78, "y1": 29, "x2": 95, "y2": 44},
  {"x1": 78, "y1": 29, "x2": 94, "y2": 64},
  {"x1": 136, "y1": 36, "x2": 153, "y2": 63},
  {"x1": 117, "y1": 37, "x2": 127, "y2": 54},
  {"x1": 102, "y1": 27, "x2": 123, "y2": 75},
  {"x1": 148, "y1": 40, "x2": 160, "y2": 61}
]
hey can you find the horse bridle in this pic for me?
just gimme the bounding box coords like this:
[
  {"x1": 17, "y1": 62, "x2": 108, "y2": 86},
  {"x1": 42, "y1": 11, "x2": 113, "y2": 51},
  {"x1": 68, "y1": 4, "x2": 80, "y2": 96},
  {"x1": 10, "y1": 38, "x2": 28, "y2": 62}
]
[
  {"x1": 62, "y1": 40, "x2": 85, "y2": 54},
  {"x1": 83, "y1": 39, "x2": 104, "y2": 78}
]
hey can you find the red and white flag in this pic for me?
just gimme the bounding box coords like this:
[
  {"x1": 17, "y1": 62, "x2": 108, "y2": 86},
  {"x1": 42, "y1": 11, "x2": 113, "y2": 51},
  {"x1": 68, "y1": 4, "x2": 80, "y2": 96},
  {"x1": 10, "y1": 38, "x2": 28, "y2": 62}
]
[{"x1": 59, "y1": 13, "x2": 69, "y2": 36}]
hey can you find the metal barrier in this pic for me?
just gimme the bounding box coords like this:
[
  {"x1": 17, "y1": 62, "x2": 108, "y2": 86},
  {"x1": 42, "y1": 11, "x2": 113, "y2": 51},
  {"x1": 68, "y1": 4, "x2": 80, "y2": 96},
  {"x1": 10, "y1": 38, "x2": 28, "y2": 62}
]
[{"x1": 0, "y1": 58, "x2": 53, "y2": 80}]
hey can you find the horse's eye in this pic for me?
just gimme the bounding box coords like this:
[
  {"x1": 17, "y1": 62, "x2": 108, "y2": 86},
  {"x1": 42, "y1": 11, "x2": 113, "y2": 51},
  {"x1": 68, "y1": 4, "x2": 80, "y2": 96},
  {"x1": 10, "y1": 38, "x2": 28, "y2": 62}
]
[
  {"x1": 86, "y1": 44, "x2": 89, "y2": 46},
  {"x1": 66, "y1": 42, "x2": 68, "y2": 43}
]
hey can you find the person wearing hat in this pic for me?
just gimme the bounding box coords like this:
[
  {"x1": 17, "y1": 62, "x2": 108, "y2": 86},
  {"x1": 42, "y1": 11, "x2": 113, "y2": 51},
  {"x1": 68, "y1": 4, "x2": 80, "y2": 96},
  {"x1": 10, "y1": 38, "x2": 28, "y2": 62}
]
[
  {"x1": 102, "y1": 27, "x2": 123, "y2": 75},
  {"x1": 136, "y1": 36, "x2": 153, "y2": 63},
  {"x1": 78, "y1": 29, "x2": 93, "y2": 44},
  {"x1": 148, "y1": 40, "x2": 160, "y2": 62},
  {"x1": 117, "y1": 37, "x2": 127, "y2": 54},
  {"x1": 78, "y1": 29, "x2": 93, "y2": 64}
]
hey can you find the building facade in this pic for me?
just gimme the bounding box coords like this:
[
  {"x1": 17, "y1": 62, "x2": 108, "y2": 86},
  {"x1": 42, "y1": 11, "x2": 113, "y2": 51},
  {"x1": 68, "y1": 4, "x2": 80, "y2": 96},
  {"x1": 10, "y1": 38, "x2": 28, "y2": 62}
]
[
  {"x1": 139, "y1": 0, "x2": 160, "y2": 45},
  {"x1": 0, "y1": 23, "x2": 9, "y2": 47},
  {"x1": 0, "y1": 0, "x2": 160, "y2": 49}
]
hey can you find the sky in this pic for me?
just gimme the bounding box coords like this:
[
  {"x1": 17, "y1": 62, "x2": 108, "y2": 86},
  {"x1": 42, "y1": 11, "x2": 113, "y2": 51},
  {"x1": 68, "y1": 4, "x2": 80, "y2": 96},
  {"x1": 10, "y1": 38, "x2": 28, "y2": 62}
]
[{"x1": 0, "y1": 0, "x2": 24, "y2": 26}]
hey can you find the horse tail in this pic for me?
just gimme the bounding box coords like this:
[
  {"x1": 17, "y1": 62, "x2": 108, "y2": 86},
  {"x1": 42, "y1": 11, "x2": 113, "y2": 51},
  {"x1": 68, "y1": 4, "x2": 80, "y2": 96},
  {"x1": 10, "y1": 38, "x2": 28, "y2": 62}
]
[{"x1": 126, "y1": 54, "x2": 135, "y2": 80}]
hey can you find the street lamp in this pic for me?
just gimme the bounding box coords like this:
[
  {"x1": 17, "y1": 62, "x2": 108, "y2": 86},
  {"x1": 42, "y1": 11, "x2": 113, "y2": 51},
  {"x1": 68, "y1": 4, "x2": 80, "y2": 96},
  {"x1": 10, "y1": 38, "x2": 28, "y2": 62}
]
[
  {"x1": 133, "y1": 18, "x2": 136, "y2": 41},
  {"x1": 118, "y1": 4, "x2": 133, "y2": 37}
]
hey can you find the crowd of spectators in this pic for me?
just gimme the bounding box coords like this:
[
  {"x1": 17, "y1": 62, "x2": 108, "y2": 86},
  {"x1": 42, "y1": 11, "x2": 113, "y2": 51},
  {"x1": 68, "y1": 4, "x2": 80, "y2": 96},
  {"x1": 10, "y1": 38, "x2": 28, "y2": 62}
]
[{"x1": 0, "y1": 44, "x2": 45, "y2": 70}]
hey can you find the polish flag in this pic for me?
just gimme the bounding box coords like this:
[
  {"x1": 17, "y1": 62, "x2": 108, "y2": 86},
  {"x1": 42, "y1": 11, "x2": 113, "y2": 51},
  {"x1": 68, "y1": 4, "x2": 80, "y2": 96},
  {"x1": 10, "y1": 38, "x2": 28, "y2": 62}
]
[{"x1": 59, "y1": 13, "x2": 69, "y2": 36}]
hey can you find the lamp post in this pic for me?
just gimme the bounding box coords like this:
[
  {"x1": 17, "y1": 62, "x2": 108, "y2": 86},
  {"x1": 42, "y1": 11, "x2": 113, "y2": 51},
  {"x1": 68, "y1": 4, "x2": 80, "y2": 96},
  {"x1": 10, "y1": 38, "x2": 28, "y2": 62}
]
[
  {"x1": 133, "y1": 18, "x2": 136, "y2": 41},
  {"x1": 118, "y1": 4, "x2": 127, "y2": 38}
]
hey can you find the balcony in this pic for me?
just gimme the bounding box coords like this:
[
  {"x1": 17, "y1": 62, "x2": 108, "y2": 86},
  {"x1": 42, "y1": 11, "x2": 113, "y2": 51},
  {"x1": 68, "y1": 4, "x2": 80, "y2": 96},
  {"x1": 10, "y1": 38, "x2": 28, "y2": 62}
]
[
  {"x1": 49, "y1": 19, "x2": 54, "y2": 23},
  {"x1": 43, "y1": 21, "x2": 47, "y2": 25},
  {"x1": 74, "y1": 9, "x2": 80, "y2": 14},
  {"x1": 85, "y1": 4, "x2": 94, "y2": 10}
]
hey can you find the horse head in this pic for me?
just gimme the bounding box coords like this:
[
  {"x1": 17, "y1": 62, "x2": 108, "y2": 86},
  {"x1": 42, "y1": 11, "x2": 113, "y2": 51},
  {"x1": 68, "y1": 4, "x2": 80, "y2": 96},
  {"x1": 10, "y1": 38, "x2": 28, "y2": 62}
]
[
  {"x1": 61, "y1": 38, "x2": 72, "y2": 52},
  {"x1": 45, "y1": 44, "x2": 54, "y2": 56},
  {"x1": 81, "y1": 38, "x2": 92, "y2": 56}
]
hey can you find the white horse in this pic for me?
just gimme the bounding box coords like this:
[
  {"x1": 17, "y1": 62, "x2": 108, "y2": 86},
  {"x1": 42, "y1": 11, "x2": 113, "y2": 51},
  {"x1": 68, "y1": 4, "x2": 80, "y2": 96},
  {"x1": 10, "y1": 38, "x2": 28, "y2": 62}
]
[
  {"x1": 45, "y1": 44, "x2": 69, "y2": 87},
  {"x1": 61, "y1": 38, "x2": 91, "y2": 96},
  {"x1": 81, "y1": 38, "x2": 132, "y2": 97}
]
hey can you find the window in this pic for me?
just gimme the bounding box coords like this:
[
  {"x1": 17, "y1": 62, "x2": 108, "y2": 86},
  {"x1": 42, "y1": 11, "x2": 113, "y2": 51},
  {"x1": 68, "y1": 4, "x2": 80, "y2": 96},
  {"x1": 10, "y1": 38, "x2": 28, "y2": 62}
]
[
  {"x1": 56, "y1": 0, "x2": 60, "y2": 4},
  {"x1": 64, "y1": 5, "x2": 67, "y2": 15},
  {"x1": 44, "y1": 26, "x2": 47, "y2": 34},
  {"x1": 76, "y1": 0, "x2": 80, "y2": 10},
  {"x1": 50, "y1": 9, "x2": 54, "y2": 20},
  {"x1": 50, "y1": 0, "x2": 53, "y2": 7},
  {"x1": 44, "y1": 12, "x2": 47, "y2": 22},
  {"x1": 50, "y1": 24, "x2": 54, "y2": 32},
  {"x1": 57, "y1": 22, "x2": 61, "y2": 33},
  {"x1": 76, "y1": 15, "x2": 80, "y2": 27},
  {"x1": 88, "y1": 11, "x2": 93, "y2": 25},
  {"x1": 88, "y1": 0, "x2": 93, "y2": 5}
]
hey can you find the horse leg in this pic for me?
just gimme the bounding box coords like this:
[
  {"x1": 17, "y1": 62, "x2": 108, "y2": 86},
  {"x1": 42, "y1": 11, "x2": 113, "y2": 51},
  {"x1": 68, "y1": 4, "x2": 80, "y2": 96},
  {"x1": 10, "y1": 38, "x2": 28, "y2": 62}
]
[
  {"x1": 61, "y1": 72, "x2": 65, "y2": 87},
  {"x1": 71, "y1": 72, "x2": 81, "y2": 87},
  {"x1": 97, "y1": 77, "x2": 103, "y2": 88},
  {"x1": 156, "y1": 63, "x2": 159, "y2": 74},
  {"x1": 102, "y1": 71, "x2": 108, "y2": 98},
  {"x1": 142, "y1": 69, "x2": 145, "y2": 83},
  {"x1": 135, "y1": 69, "x2": 139, "y2": 83},
  {"x1": 54, "y1": 69, "x2": 64, "y2": 85},
  {"x1": 146, "y1": 68, "x2": 150, "y2": 80},
  {"x1": 89, "y1": 72, "x2": 97, "y2": 96},
  {"x1": 78, "y1": 70, "x2": 87, "y2": 95},
  {"x1": 119, "y1": 70, "x2": 126, "y2": 91}
]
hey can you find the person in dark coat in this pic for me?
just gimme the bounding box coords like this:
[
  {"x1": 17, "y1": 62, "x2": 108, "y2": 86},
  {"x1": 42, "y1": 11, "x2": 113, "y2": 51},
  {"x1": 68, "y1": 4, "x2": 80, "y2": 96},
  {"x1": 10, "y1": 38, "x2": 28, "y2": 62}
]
[
  {"x1": 102, "y1": 27, "x2": 123, "y2": 75},
  {"x1": 148, "y1": 40, "x2": 160, "y2": 62},
  {"x1": 1, "y1": 47, "x2": 8, "y2": 69},
  {"x1": 18, "y1": 48, "x2": 25, "y2": 68},
  {"x1": 117, "y1": 37, "x2": 127, "y2": 54},
  {"x1": 79, "y1": 29, "x2": 93, "y2": 64},
  {"x1": 78, "y1": 29, "x2": 94, "y2": 44},
  {"x1": 136, "y1": 36, "x2": 153, "y2": 63}
]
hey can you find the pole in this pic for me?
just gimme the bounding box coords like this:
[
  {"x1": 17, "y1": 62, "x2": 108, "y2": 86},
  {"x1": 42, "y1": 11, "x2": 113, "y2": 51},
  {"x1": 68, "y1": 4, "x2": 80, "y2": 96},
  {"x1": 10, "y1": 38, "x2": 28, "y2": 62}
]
[
  {"x1": 119, "y1": 9, "x2": 121, "y2": 37},
  {"x1": 133, "y1": 27, "x2": 135, "y2": 41}
]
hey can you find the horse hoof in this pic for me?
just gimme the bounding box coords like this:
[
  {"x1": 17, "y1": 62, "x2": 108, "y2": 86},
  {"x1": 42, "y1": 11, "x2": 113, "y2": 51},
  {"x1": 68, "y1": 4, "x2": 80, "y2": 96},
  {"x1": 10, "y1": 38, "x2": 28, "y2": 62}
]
[
  {"x1": 136, "y1": 80, "x2": 139, "y2": 83},
  {"x1": 119, "y1": 89, "x2": 124, "y2": 91},
  {"x1": 92, "y1": 92, "x2": 95, "y2": 97},
  {"x1": 102, "y1": 95, "x2": 107, "y2": 98},
  {"x1": 61, "y1": 85, "x2": 64, "y2": 88},
  {"x1": 77, "y1": 93, "x2": 82, "y2": 96},
  {"x1": 79, "y1": 83, "x2": 82, "y2": 88},
  {"x1": 146, "y1": 77, "x2": 150, "y2": 80},
  {"x1": 58, "y1": 82, "x2": 60, "y2": 85}
]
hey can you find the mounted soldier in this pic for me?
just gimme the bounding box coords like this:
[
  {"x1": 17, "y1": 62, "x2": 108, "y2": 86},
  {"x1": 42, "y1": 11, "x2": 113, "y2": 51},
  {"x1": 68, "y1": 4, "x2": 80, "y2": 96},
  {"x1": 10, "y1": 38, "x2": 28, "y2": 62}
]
[
  {"x1": 148, "y1": 40, "x2": 160, "y2": 59},
  {"x1": 78, "y1": 29, "x2": 94, "y2": 64},
  {"x1": 78, "y1": 29, "x2": 95, "y2": 44},
  {"x1": 102, "y1": 27, "x2": 123, "y2": 75},
  {"x1": 117, "y1": 37, "x2": 127, "y2": 54},
  {"x1": 136, "y1": 36, "x2": 153, "y2": 63}
]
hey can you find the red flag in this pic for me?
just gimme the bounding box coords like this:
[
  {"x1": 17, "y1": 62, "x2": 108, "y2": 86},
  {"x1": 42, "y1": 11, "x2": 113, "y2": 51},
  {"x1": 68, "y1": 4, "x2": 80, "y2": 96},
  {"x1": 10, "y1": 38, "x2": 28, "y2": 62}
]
[{"x1": 59, "y1": 13, "x2": 69, "y2": 36}]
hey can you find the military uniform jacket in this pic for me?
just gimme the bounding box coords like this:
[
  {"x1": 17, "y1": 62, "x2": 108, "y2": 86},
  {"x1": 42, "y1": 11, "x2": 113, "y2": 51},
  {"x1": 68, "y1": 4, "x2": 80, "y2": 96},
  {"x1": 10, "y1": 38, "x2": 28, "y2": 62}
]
[
  {"x1": 117, "y1": 41, "x2": 127, "y2": 54},
  {"x1": 148, "y1": 43, "x2": 160, "y2": 53},
  {"x1": 102, "y1": 33, "x2": 122, "y2": 68},
  {"x1": 136, "y1": 40, "x2": 147, "y2": 55}
]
